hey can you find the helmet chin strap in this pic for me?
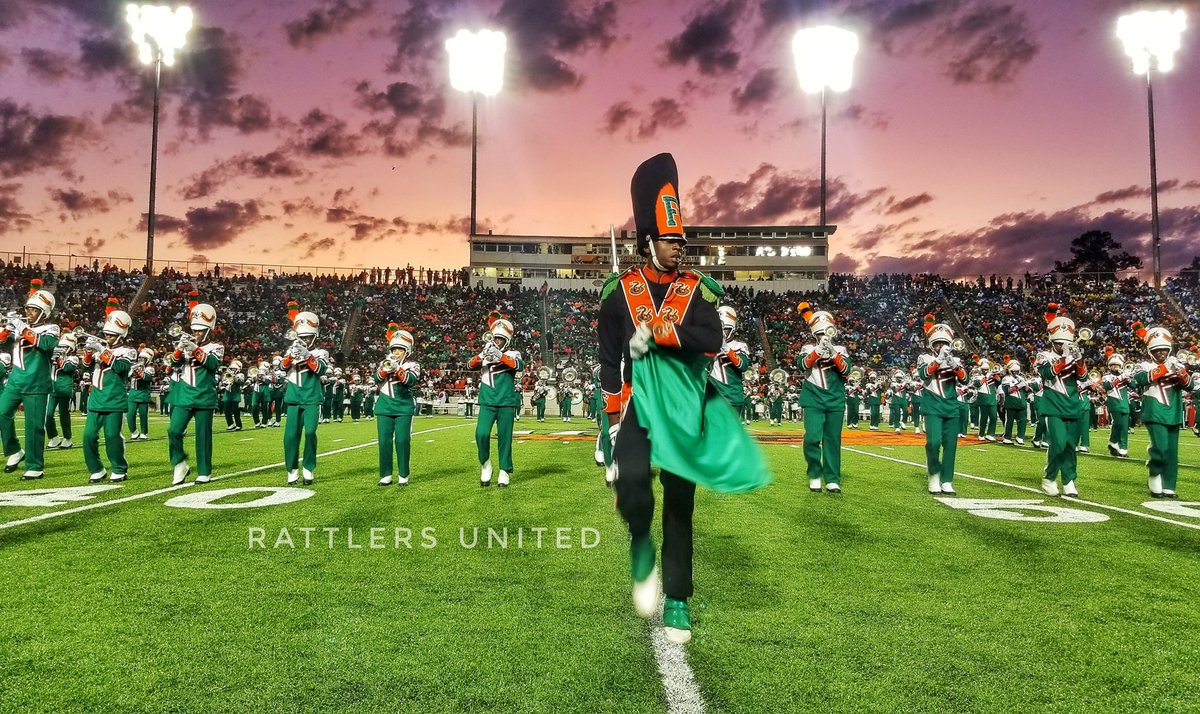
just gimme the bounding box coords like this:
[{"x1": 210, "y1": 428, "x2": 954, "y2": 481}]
[{"x1": 650, "y1": 251, "x2": 669, "y2": 273}]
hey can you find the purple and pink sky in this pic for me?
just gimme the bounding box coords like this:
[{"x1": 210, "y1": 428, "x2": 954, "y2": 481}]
[{"x1": 1, "y1": 0, "x2": 1197, "y2": 278}]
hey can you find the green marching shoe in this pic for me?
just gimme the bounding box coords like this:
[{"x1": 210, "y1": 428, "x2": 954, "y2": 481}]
[
  {"x1": 631, "y1": 535, "x2": 658, "y2": 618},
  {"x1": 663, "y1": 598, "x2": 692, "y2": 644}
]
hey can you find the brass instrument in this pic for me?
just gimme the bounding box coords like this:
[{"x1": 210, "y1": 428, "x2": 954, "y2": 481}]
[
  {"x1": 380, "y1": 358, "x2": 398, "y2": 373},
  {"x1": 1077, "y1": 327, "x2": 1094, "y2": 342},
  {"x1": 561, "y1": 366, "x2": 579, "y2": 383},
  {"x1": 167, "y1": 324, "x2": 197, "y2": 352},
  {"x1": 950, "y1": 338, "x2": 966, "y2": 351},
  {"x1": 770, "y1": 368, "x2": 789, "y2": 384},
  {"x1": 71, "y1": 325, "x2": 105, "y2": 343},
  {"x1": 1175, "y1": 349, "x2": 1198, "y2": 367},
  {"x1": 248, "y1": 366, "x2": 259, "y2": 378},
  {"x1": 536, "y1": 365, "x2": 553, "y2": 380},
  {"x1": 1088, "y1": 369, "x2": 1101, "y2": 382},
  {"x1": 848, "y1": 368, "x2": 863, "y2": 382}
]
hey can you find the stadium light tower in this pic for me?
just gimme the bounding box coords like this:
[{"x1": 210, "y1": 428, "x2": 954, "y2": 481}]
[
  {"x1": 127, "y1": 3, "x2": 193, "y2": 276},
  {"x1": 1117, "y1": 8, "x2": 1187, "y2": 289},
  {"x1": 792, "y1": 25, "x2": 858, "y2": 228},
  {"x1": 446, "y1": 29, "x2": 506, "y2": 237}
]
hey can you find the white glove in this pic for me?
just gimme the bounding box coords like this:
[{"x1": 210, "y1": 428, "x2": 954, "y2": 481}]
[
  {"x1": 486, "y1": 344, "x2": 503, "y2": 362},
  {"x1": 85, "y1": 337, "x2": 105, "y2": 353},
  {"x1": 292, "y1": 344, "x2": 310, "y2": 362},
  {"x1": 948, "y1": 356, "x2": 963, "y2": 371},
  {"x1": 9, "y1": 318, "x2": 29, "y2": 335},
  {"x1": 937, "y1": 346, "x2": 952, "y2": 364},
  {"x1": 629, "y1": 323, "x2": 653, "y2": 360}
]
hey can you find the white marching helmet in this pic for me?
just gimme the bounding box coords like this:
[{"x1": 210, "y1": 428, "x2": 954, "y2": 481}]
[
  {"x1": 229, "y1": 359, "x2": 243, "y2": 371},
  {"x1": 389, "y1": 329, "x2": 415, "y2": 353},
  {"x1": 1006, "y1": 358, "x2": 1022, "y2": 373},
  {"x1": 490, "y1": 318, "x2": 514, "y2": 347},
  {"x1": 102, "y1": 310, "x2": 132, "y2": 339},
  {"x1": 138, "y1": 347, "x2": 156, "y2": 362},
  {"x1": 1047, "y1": 315, "x2": 1076, "y2": 343},
  {"x1": 717, "y1": 305, "x2": 738, "y2": 336},
  {"x1": 1145, "y1": 326, "x2": 1173, "y2": 353},
  {"x1": 58, "y1": 332, "x2": 78, "y2": 351},
  {"x1": 190, "y1": 303, "x2": 217, "y2": 332},
  {"x1": 926, "y1": 323, "x2": 954, "y2": 349},
  {"x1": 293, "y1": 311, "x2": 320, "y2": 340},
  {"x1": 26, "y1": 289, "x2": 55, "y2": 323},
  {"x1": 1106, "y1": 350, "x2": 1125, "y2": 367}
]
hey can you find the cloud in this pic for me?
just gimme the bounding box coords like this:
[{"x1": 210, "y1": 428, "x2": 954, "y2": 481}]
[
  {"x1": 140, "y1": 200, "x2": 269, "y2": 250},
  {"x1": 1092, "y1": 180, "x2": 1200, "y2": 205},
  {"x1": 20, "y1": 48, "x2": 73, "y2": 82},
  {"x1": 731, "y1": 68, "x2": 782, "y2": 114},
  {"x1": 0, "y1": 184, "x2": 33, "y2": 234},
  {"x1": 883, "y1": 192, "x2": 935, "y2": 214},
  {"x1": 384, "y1": 0, "x2": 456, "y2": 76},
  {"x1": 296, "y1": 233, "x2": 339, "y2": 259},
  {"x1": 180, "y1": 151, "x2": 307, "y2": 200},
  {"x1": 82, "y1": 235, "x2": 106, "y2": 253},
  {"x1": 354, "y1": 81, "x2": 470, "y2": 156},
  {"x1": 688, "y1": 163, "x2": 885, "y2": 225},
  {"x1": 598, "y1": 98, "x2": 687, "y2": 140},
  {"x1": 0, "y1": 100, "x2": 91, "y2": 179},
  {"x1": 662, "y1": 0, "x2": 744, "y2": 76},
  {"x1": 48, "y1": 187, "x2": 132, "y2": 219},
  {"x1": 494, "y1": 0, "x2": 618, "y2": 93},
  {"x1": 938, "y1": 3, "x2": 1039, "y2": 85},
  {"x1": 285, "y1": 0, "x2": 374, "y2": 48},
  {"x1": 289, "y1": 109, "x2": 364, "y2": 158}
]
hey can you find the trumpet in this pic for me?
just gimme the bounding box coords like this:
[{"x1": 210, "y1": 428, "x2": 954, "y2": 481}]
[
  {"x1": 71, "y1": 325, "x2": 106, "y2": 343},
  {"x1": 1175, "y1": 349, "x2": 1198, "y2": 367},
  {"x1": 1077, "y1": 327, "x2": 1094, "y2": 342},
  {"x1": 167, "y1": 324, "x2": 197, "y2": 352},
  {"x1": 848, "y1": 368, "x2": 863, "y2": 382},
  {"x1": 770, "y1": 367, "x2": 789, "y2": 384},
  {"x1": 379, "y1": 358, "x2": 398, "y2": 373},
  {"x1": 1088, "y1": 369, "x2": 1101, "y2": 382},
  {"x1": 248, "y1": 366, "x2": 259, "y2": 378},
  {"x1": 950, "y1": 338, "x2": 966, "y2": 351}
]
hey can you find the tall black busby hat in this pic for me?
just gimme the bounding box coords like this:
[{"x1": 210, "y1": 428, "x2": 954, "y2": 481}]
[{"x1": 630, "y1": 153, "x2": 686, "y2": 257}]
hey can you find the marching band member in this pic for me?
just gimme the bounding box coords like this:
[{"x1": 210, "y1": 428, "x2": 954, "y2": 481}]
[
  {"x1": 349, "y1": 373, "x2": 364, "y2": 422},
  {"x1": 559, "y1": 381, "x2": 574, "y2": 422},
  {"x1": 1000, "y1": 356, "x2": 1030, "y2": 445},
  {"x1": 887, "y1": 370, "x2": 907, "y2": 433},
  {"x1": 1035, "y1": 304, "x2": 1087, "y2": 497},
  {"x1": 845, "y1": 374, "x2": 861, "y2": 428},
  {"x1": 332, "y1": 368, "x2": 347, "y2": 423},
  {"x1": 917, "y1": 315, "x2": 967, "y2": 494},
  {"x1": 168, "y1": 300, "x2": 223, "y2": 485},
  {"x1": 45, "y1": 331, "x2": 79, "y2": 449},
  {"x1": 270, "y1": 361, "x2": 285, "y2": 427},
  {"x1": 281, "y1": 306, "x2": 329, "y2": 485},
  {"x1": 1029, "y1": 373, "x2": 1047, "y2": 448},
  {"x1": 221, "y1": 360, "x2": 245, "y2": 431},
  {"x1": 600, "y1": 153, "x2": 769, "y2": 644},
  {"x1": 1130, "y1": 323, "x2": 1196, "y2": 497},
  {"x1": 797, "y1": 302, "x2": 852, "y2": 493},
  {"x1": 532, "y1": 379, "x2": 548, "y2": 422},
  {"x1": 250, "y1": 364, "x2": 269, "y2": 428},
  {"x1": 462, "y1": 378, "x2": 476, "y2": 419},
  {"x1": 126, "y1": 345, "x2": 155, "y2": 441},
  {"x1": 1102, "y1": 346, "x2": 1132, "y2": 457},
  {"x1": 909, "y1": 370, "x2": 924, "y2": 435},
  {"x1": 865, "y1": 374, "x2": 882, "y2": 430},
  {"x1": 469, "y1": 312, "x2": 524, "y2": 487},
  {"x1": 363, "y1": 379, "x2": 376, "y2": 421},
  {"x1": 375, "y1": 324, "x2": 420, "y2": 486},
  {"x1": 1077, "y1": 373, "x2": 1098, "y2": 453},
  {"x1": 0, "y1": 281, "x2": 60, "y2": 479},
  {"x1": 768, "y1": 379, "x2": 784, "y2": 426},
  {"x1": 81, "y1": 307, "x2": 136, "y2": 482},
  {"x1": 0, "y1": 353, "x2": 9, "y2": 391},
  {"x1": 708, "y1": 305, "x2": 750, "y2": 423},
  {"x1": 974, "y1": 358, "x2": 1000, "y2": 441},
  {"x1": 591, "y1": 364, "x2": 616, "y2": 486},
  {"x1": 320, "y1": 370, "x2": 334, "y2": 424}
]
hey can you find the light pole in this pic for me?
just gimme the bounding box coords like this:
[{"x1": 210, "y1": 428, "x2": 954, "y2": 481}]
[
  {"x1": 792, "y1": 25, "x2": 858, "y2": 228},
  {"x1": 126, "y1": 3, "x2": 192, "y2": 276},
  {"x1": 1117, "y1": 9, "x2": 1187, "y2": 289},
  {"x1": 446, "y1": 29, "x2": 506, "y2": 237}
]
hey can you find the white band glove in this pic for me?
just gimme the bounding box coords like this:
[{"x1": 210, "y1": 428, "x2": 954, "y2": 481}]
[
  {"x1": 629, "y1": 323, "x2": 653, "y2": 360},
  {"x1": 10, "y1": 319, "x2": 29, "y2": 335},
  {"x1": 86, "y1": 337, "x2": 105, "y2": 353}
]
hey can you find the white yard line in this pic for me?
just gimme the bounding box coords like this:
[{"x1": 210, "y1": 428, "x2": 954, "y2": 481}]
[
  {"x1": 843, "y1": 446, "x2": 1200, "y2": 532},
  {"x1": 650, "y1": 600, "x2": 706, "y2": 714},
  {"x1": 0, "y1": 424, "x2": 470, "y2": 532}
]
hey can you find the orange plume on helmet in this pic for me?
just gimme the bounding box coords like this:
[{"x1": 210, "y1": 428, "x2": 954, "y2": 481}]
[
  {"x1": 1104, "y1": 345, "x2": 1115, "y2": 359},
  {"x1": 187, "y1": 290, "x2": 200, "y2": 311},
  {"x1": 287, "y1": 300, "x2": 299, "y2": 322},
  {"x1": 105, "y1": 296, "x2": 120, "y2": 316},
  {"x1": 487, "y1": 310, "x2": 504, "y2": 328},
  {"x1": 922, "y1": 313, "x2": 937, "y2": 335},
  {"x1": 386, "y1": 321, "x2": 401, "y2": 340},
  {"x1": 28, "y1": 278, "x2": 43, "y2": 296},
  {"x1": 797, "y1": 302, "x2": 814, "y2": 323},
  {"x1": 1131, "y1": 320, "x2": 1147, "y2": 342},
  {"x1": 1044, "y1": 303, "x2": 1060, "y2": 324}
]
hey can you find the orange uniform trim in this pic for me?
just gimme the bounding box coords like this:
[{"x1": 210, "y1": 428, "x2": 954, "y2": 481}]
[{"x1": 619, "y1": 269, "x2": 700, "y2": 352}]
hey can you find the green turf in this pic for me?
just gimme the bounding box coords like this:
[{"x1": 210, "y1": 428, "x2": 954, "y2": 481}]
[{"x1": 1, "y1": 415, "x2": 1199, "y2": 713}]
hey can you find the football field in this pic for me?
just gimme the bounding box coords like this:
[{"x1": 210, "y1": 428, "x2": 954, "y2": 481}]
[{"x1": 2, "y1": 413, "x2": 1199, "y2": 713}]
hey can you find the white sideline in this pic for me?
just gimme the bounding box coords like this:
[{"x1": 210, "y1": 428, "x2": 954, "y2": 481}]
[
  {"x1": 650, "y1": 599, "x2": 706, "y2": 714},
  {"x1": 843, "y1": 446, "x2": 1200, "y2": 532},
  {"x1": 0, "y1": 424, "x2": 470, "y2": 532}
]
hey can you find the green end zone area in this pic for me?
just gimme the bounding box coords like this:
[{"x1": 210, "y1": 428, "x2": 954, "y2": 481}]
[{"x1": 2, "y1": 415, "x2": 1199, "y2": 712}]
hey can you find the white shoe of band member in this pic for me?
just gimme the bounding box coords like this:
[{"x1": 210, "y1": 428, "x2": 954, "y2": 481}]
[
  {"x1": 985, "y1": 435, "x2": 996, "y2": 442},
  {"x1": 130, "y1": 432, "x2": 142, "y2": 441},
  {"x1": 498, "y1": 470, "x2": 510, "y2": 487},
  {"x1": 809, "y1": 478, "x2": 822, "y2": 492},
  {"x1": 1163, "y1": 489, "x2": 1177, "y2": 498},
  {"x1": 287, "y1": 469, "x2": 299, "y2": 485},
  {"x1": 480, "y1": 460, "x2": 493, "y2": 485},
  {"x1": 302, "y1": 469, "x2": 314, "y2": 485},
  {"x1": 48, "y1": 436, "x2": 63, "y2": 449},
  {"x1": 378, "y1": 475, "x2": 393, "y2": 486},
  {"x1": 194, "y1": 474, "x2": 211, "y2": 484},
  {"x1": 1002, "y1": 439, "x2": 1013, "y2": 445},
  {"x1": 940, "y1": 481, "x2": 956, "y2": 495},
  {"x1": 396, "y1": 475, "x2": 409, "y2": 486},
  {"x1": 1118, "y1": 448, "x2": 1128, "y2": 457},
  {"x1": 1041, "y1": 478, "x2": 1059, "y2": 496},
  {"x1": 928, "y1": 475, "x2": 942, "y2": 494},
  {"x1": 1148, "y1": 475, "x2": 1163, "y2": 497},
  {"x1": 605, "y1": 464, "x2": 617, "y2": 484},
  {"x1": 633, "y1": 566, "x2": 659, "y2": 619},
  {"x1": 6, "y1": 449, "x2": 25, "y2": 469},
  {"x1": 109, "y1": 472, "x2": 126, "y2": 482},
  {"x1": 595, "y1": 449, "x2": 604, "y2": 465},
  {"x1": 825, "y1": 482, "x2": 841, "y2": 493},
  {"x1": 1015, "y1": 438, "x2": 1025, "y2": 445},
  {"x1": 172, "y1": 461, "x2": 190, "y2": 485},
  {"x1": 1062, "y1": 480, "x2": 1078, "y2": 497},
  {"x1": 89, "y1": 470, "x2": 107, "y2": 483},
  {"x1": 61, "y1": 438, "x2": 74, "y2": 447}
]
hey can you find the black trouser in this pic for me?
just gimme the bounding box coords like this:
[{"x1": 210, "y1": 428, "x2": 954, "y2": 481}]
[{"x1": 614, "y1": 400, "x2": 695, "y2": 600}]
